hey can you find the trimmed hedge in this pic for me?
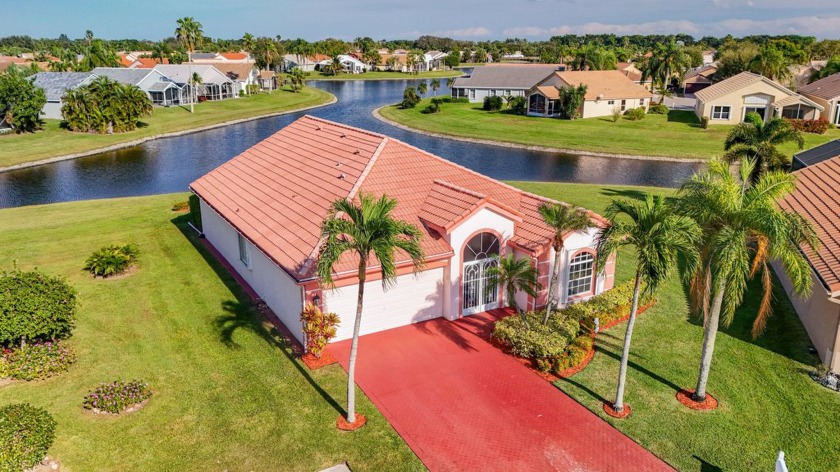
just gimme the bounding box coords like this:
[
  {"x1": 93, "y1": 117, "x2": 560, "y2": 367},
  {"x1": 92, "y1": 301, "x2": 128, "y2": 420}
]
[
  {"x1": 492, "y1": 312, "x2": 579, "y2": 359},
  {"x1": 647, "y1": 103, "x2": 669, "y2": 115},
  {"x1": 0, "y1": 403, "x2": 56, "y2": 471},
  {"x1": 553, "y1": 332, "x2": 594, "y2": 374},
  {"x1": 0, "y1": 271, "x2": 77, "y2": 347},
  {"x1": 786, "y1": 118, "x2": 829, "y2": 134},
  {"x1": 483, "y1": 95, "x2": 503, "y2": 111}
]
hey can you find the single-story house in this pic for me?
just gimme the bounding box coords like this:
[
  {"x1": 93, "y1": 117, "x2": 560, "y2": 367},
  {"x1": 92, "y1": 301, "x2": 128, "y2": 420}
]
[
  {"x1": 377, "y1": 52, "x2": 408, "y2": 72},
  {"x1": 422, "y1": 51, "x2": 449, "y2": 71},
  {"x1": 209, "y1": 63, "x2": 260, "y2": 95},
  {"x1": 451, "y1": 64, "x2": 564, "y2": 103},
  {"x1": 776, "y1": 153, "x2": 840, "y2": 374},
  {"x1": 799, "y1": 72, "x2": 840, "y2": 126},
  {"x1": 31, "y1": 72, "x2": 97, "y2": 119},
  {"x1": 682, "y1": 64, "x2": 717, "y2": 95},
  {"x1": 790, "y1": 61, "x2": 828, "y2": 90},
  {"x1": 190, "y1": 116, "x2": 615, "y2": 344},
  {"x1": 337, "y1": 54, "x2": 368, "y2": 74},
  {"x1": 258, "y1": 70, "x2": 278, "y2": 91},
  {"x1": 190, "y1": 52, "x2": 254, "y2": 64},
  {"x1": 281, "y1": 54, "x2": 331, "y2": 72},
  {"x1": 694, "y1": 71, "x2": 823, "y2": 124},
  {"x1": 617, "y1": 62, "x2": 653, "y2": 90},
  {"x1": 526, "y1": 70, "x2": 653, "y2": 119},
  {"x1": 91, "y1": 67, "x2": 186, "y2": 106},
  {"x1": 153, "y1": 64, "x2": 234, "y2": 101}
]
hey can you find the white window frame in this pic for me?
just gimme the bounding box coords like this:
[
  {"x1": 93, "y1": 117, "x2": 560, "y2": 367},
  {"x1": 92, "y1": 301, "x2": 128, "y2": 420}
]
[
  {"x1": 711, "y1": 105, "x2": 731, "y2": 120},
  {"x1": 567, "y1": 252, "x2": 595, "y2": 298},
  {"x1": 607, "y1": 100, "x2": 615, "y2": 105},
  {"x1": 238, "y1": 233, "x2": 251, "y2": 268},
  {"x1": 469, "y1": 89, "x2": 475, "y2": 100}
]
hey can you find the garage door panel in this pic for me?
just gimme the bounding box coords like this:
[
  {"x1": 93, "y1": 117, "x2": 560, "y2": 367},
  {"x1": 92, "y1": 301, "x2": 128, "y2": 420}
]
[{"x1": 327, "y1": 268, "x2": 444, "y2": 341}]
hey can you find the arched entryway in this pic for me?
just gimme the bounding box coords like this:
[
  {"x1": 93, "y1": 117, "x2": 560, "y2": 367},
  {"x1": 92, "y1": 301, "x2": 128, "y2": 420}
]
[{"x1": 462, "y1": 232, "x2": 500, "y2": 315}]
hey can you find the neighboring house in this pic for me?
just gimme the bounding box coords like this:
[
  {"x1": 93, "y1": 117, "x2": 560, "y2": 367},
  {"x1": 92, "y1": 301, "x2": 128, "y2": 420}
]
[
  {"x1": 190, "y1": 52, "x2": 254, "y2": 64},
  {"x1": 190, "y1": 116, "x2": 615, "y2": 345},
  {"x1": 617, "y1": 62, "x2": 653, "y2": 90},
  {"x1": 153, "y1": 64, "x2": 234, "y2": 100},
  {"x1": 702, "y1": 50, "x2": 716, "y2": 66},
  {"x1": 789, "y1": 60, "x2": 827, "y2": 90},
  {"x1": 694, "y1": 71, "x2": 823, "y2": 124},
  {"x1": 451, "y1": 64, "x2": 563, "y2": 102},
  {"x1": 776, "y1": 153, "x2": 840, "y2": 374},
  {"x1": 209, "y1": 63, "x2": 259, "y2": 95},
  {"x1": 126, "y1": 57, "x2": 170, "y2": 69},
  {"x1": 337, "y1": 54, "x2": 368, "y2": 73},
  {"x1": 799, "y1": 72, "x2": 840, "y2": 126},
  {"x1": 377, "y1": 51, "x2": 408, "y2": 72},
  {"x1": 31, "y1": 72, "x2": 96, "y2": 119},
  {"x1": 281, "y1": 54, "x2": 331, "y2": 72},
  {"x1": 682, "y1": 64, "x2": 718, "y2": 95},
  {"x1": 422, "y1": 51, "x2": 449, "y2": 71},
  {"x1": 258, "y1": 70, "x2": 278, "y2": 91},
  {"x1": 526, "y1": 70, "x2": 653, "y2": 119},
  {"x1": 91, "y1": 67, "x2": 186, "y2": 106}
]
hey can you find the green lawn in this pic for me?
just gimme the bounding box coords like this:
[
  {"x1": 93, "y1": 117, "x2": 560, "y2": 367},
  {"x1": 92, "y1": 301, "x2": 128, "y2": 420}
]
[
  {"x1": 0, "y1": 86, "x2": 333, "y2": 169},
  {"x1": 381, "y1": 100, "x2": 840, "y2": 160},
  {"x1": 0, "y1": 194, "x2": 423, "y2": 471},
  {"x1": 512, "y1": 181, "x2": 840, "y2": 472},
  {"x1": 306, "y1": 70, "x2": 462, "y2": 81}
]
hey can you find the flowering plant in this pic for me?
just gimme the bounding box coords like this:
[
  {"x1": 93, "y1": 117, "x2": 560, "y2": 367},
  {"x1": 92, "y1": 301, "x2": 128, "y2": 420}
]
[
  {"x1": 4, "y1": 341, "x2": 76, "y2": 381},
  {"x1": 83, "y1": 380, "x2": 152, "y2": 414},
  {"x1": 300, "y1": 303, "x2": 339, "y2": 357}
]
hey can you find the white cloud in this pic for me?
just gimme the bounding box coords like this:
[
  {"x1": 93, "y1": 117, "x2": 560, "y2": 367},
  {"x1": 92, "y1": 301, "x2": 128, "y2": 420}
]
[{"x1": 400, "y1": 26, "x2": 492, "y2": 39}]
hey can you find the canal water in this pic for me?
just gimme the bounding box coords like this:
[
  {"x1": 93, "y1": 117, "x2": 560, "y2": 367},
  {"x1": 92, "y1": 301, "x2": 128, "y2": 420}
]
[{"x1": 0, "y1": 78, "x2": 703, "y2": 208}]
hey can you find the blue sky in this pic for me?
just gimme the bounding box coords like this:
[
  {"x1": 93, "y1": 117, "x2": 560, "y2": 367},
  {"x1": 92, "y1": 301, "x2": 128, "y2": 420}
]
[{"x1": 5, "y1": 0, "x2": 840, "y2": 40}]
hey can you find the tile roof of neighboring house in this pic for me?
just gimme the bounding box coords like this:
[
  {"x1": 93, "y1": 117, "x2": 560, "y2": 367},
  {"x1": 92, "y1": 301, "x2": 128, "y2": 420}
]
[
  {"x1": 685, "y1": 64, "x2": 718, "y2": 80},
  {"x1": 31, "y1": 72, "x2": 94, "y2": 101},
  {"x1": 799, "y1": 72, "x2": 840, "y2": 100},
  {"x1": 780, "y1": 155, "x2": 840, "y2": 295},
  {"x1": 694, "y1": 71, "x2": 803, "y2": 103},
  {"x1": 190, "y1": 116, "x2": 604, "y2": 281},
  {"x1": 190, "y1": 52, "x2": 219, "y2": 60},
  {"x1": 209, "y1": 62, "x2": 256, "y2": 81},
  {"x1": 130, "y1": 58, "x2": 168, "y2": 68},
  {"x1": 453, "y1": 64, "x2": 561, "y2": 89},
  {"x1": 259, "y1": 70, "x2": 276, "y2": 80},
  {"x1": 118, "y1": 54, "x2": 135, "y2": 67},
  {"x1": 153, "y1": 64, "x2": 232, "y2": 85},
  {"x1": 310, "y1": 54, "x2": 331, "y2": 63},
  {"x1": 220, "y1": 52, "x2": 248, "y2": 61},
  {"x1": 772, "y1": 94, "x2": 823, "y2": 110},
  {"x1": 794, "y1": 140, "x2": 840, "y2": 169},
  {"x1": 535, "y1": 85, "x2": 560, "y2": 99},
  {"x1": 554, "y1": 70, "x2": 653, "y2": 100},
  {"x1": 91, "y1": 67, "x2": 156, "y2": 86}
]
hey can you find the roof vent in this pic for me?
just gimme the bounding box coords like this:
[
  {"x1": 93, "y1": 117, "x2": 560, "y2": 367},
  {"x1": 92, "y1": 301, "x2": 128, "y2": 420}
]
[
  {"x1": 315, "y1": 125, "x2": 321, "y2": 131},
  {"x1": 340, "y1": 133, "x2": 347, "y2": 138},
  {"x1": 335, "y1": 162, "x2": 342, "y2": 167},
  {"x1": 353, "y1": 149, "x2": 360, "y2": 155},
  {"x1": 338, "y1": 173, "x2": 346, "y2": 180}
]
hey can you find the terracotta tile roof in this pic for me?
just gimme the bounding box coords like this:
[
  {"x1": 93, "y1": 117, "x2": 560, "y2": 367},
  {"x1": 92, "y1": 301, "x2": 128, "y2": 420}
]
[
  {"x1": 130, "y1": 57, "x2": 168, "y2": 68},
  {"x1": 419, "y1": 180, "x2": 522, "y2": 233},
  {"x1": 553, "y1": 70, "x2": 652, "y2": 100},
  {"x1": 209, "y1": 62, "x2": 256, "y2": 81},
  {"x1": 191, "y1": 116, "x2": 605, "y2": 282},
  {"x1": 535, "y1": 85, "x2": 560, "y2": 99},
  {"x1": 118, "y1": 54, "x2": 134, "y2": 67},
  {"x1": 220, "y1": 52, "x2": 248, "y2": 61},
  {"x1": 780, "y1": 155, "x2": 840, "y2": 295},
  {"x1": 799, "y1": 72, "x2": 840, "y2": 100}
]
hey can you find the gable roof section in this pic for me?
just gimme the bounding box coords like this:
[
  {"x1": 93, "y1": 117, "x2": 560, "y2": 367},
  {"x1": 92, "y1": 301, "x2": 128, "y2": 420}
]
[
  {"x1": 780, "y1": 156, "x2": 840, "y2": 295},
  {"x1": 453, "y1": 64, "x2": 560, "y2": 89},
  {"x1": 799, "y1": 72, "x2": 840, "y2": 100},
  {"x1": 153, "y1": 64, "x2": 232, "y2": 85},
  {"x1": 90, "y1": 67, "x2": 157, "y2": 86},
  {"x1": 211, "y1": 62, "x2": 257, "y2": 81},
  {"x1": 419, "y1": 180, "x2": 522, "y2": 234},
  {"x1": 695, "y1": 71, "x2": 800, "y2": 103},
  {"x1": 31, "y1": 72, "x2": 94, "y2": 101},
  {"x1": 553, "y1": 70, "x2": 652, "y2": 100},
  {"x1": 191, "y1": 116, "x2": 604, "y2": 282}
]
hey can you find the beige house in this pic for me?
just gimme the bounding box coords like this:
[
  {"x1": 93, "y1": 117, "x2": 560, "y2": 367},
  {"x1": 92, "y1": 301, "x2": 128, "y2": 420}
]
[
  {"x1": 799, "y1": 72, "x2": 840, "y2": 126},
  {"x1": 694, "y1": 71, "x2": 823, "y2": 124},
  {"x1": 777, "y1": 153, "x2": 840, "y2": 374},
  {"x1": 526, "y1": 70, "x2": 652, "y2": 119}
]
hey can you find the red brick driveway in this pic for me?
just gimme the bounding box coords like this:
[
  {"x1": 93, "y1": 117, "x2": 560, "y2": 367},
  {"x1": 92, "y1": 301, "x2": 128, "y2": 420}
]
[{"x1": 329, "y1": 311, "x2": 673, "y2": 472}]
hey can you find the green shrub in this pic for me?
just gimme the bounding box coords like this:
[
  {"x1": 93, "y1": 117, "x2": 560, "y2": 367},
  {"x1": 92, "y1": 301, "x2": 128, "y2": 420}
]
[
  {"x1": 421, "y1": 98, "x2": 442, "y2": 114},
  {"x1": 508, "y1": 96, "x2": 527, "y2": 115},
  {"x1": 172, "y1": 201, "x2": 189, "y2": 212},
  {"x1": 83, "y1": 243, "x2": 139, "y2": 277},
  {"x1": 492, "y1": 311, "x2": 579, "y2": 359},
  {"x1": 400, "y1": 86, "x2": 420, "y2": 109},
  {"x1": 0, "y1": 403, "x2": 56, "y2": 471},
  {"x1": 0, "y1": 271, "x2": 77, "y2": 347},
  {"x1": 483, "y1": 95, "x2": 504, "y2": 111},
  {"x1": 188, "y1": 194, "x2": 202, "y2": 231},
  {"x1": 5, "y1": 342, "x2": 77, "y2": 381},
  {"x1": 623, "y1": 107, "x2": 646, "y2": 120},
  {"x1": 83, "y1": 380, "x2": 153, "y2": 414},
  {"x1": 0, "y1": 356, "x2": 9, "y2": 379},
  {"x1": 787, "y1": 118, "x2": 829, "y2": 134},
  {"x1": 300, "y1": 303, "x2": 339, "y2": 357},
  {"x1": 701, "y1": 116, "x2": 710, "y2": 129},
  {"x1": 611, "y1": 108, "x2": 622, "y2": 122},
  {"x1": 553, "y1": 332, "x2": 594, "y2": 374},
  {"x1": 647, "y1": 103, "x2": 669, "y2": 115}
]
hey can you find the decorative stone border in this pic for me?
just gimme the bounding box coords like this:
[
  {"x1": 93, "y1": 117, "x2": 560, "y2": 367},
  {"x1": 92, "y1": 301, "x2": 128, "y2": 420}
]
[
  {"x1": 603, "y1": 402, "x2": 632, "y2": 419},
  {"x1": 336, "y1": 413, "x2": 367, "y2": 431},
  {"x1": 88, "y1": 399, "x2": 149, "y2": 416},
  {"x1": 676, "y1": 389, "x2": 718, "y2": 411}
]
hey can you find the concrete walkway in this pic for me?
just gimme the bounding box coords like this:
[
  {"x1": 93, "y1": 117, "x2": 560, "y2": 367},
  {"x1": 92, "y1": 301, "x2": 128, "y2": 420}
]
[{"x1": 329, "y1": 311, "x2": 673, "y2": 472}]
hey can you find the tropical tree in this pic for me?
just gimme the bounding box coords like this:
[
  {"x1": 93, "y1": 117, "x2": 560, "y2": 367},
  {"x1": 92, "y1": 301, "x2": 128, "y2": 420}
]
[
  {"x1": 151, "y1": 41, "x2": 171, "y2": 64},
  {"x1": 253, "y1": 37, "x2": 281, "y2": 71},
  {"x1": 446, "y1": 77, "x2": 456, "y2": 88},
  {"x1": 677, "y1": 158, "x2": 818, "y2": 402},
  {"x1": 538, "y1": 202, "x2": 592, "y2": 324},
  {"x1": 0, "y1": 66, "x2": 47, "y2": 133},
  {"x1": 241, "y1": 33, "x2": 255, "y2": 53},
  {"x1": 586, "y1": 47, "x2": 618, "y2": 71},
  {"x1": 316, "y1": 193, "x2": 425, "y2": 425},
  {"x1": 288, "y1": 67, "x2": 305, "y2": 92},
  {"x1": 597, "y1": 194, "x2": 700, "y2": 413},
  {"x1": 641, "y1": 42, "x2": 692, "y2": 103},
  {"x1": 62, "y1": 76, "x2": 152, "y2": 134},
  {"x1": 809, "y1": 56, "x2": 840, "y2": 83},
  {"x1": 430, "y1": 78, "x2": 440, "y2": 96},
  {"x1": 417, "y1": 81, "x2": 428, "y2": 96},
  {"x1": 85, "y1": 30, "x2": 94, "y2": 46},
  {"x1": 723, "y1": 112, "x2": 804, "y2": 182},
  {"x1": 363, "y1": 49, "x2": 381, "y2": 68},
  {"x1": 486, "y1": 254, "x2": 541, "y2": 326},
  {"x1": 175, "y1": 16, "x2": 204, "y2": 113},
  {"x1": 750, "y1": 45, "x2": 792, "y2": 82},
  {"x1": 76, "y1": 39, "x2": 119, "y2": 71}
]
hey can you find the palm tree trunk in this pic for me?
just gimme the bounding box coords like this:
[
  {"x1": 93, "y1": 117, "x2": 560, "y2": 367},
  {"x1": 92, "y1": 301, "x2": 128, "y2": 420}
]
[
  {"x1": 543, "y1": 243, "x2": 563, "y2": 324},
  {"x1": 345, "y1": 259, "x2": 367, "y2": 424},
  {"x1": 613, "y1": 270, "x2": 642, "y2": 412},
  {"x1": 694, "y1": 278, "x2": 725, "y2": 401}
]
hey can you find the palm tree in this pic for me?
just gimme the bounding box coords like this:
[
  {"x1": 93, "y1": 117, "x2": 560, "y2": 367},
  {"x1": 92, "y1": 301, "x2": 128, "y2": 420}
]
[
  {"x1": 241, "y1": 33, "x2": 255, "y2": 53},
  {"x1": 417, "y1": 81, "x2": 428, "y2": 96},
  {"x1": 678, "y1": 158, "x2": 818, "y2": 402},
  {"x1": 597, "y1": 194, "x2": 700, "y2": 413},
  {"x1": 430, "y1": 78, "x2": 440, "y2": 96},
  {"x1": 175, "y1": 17, "x2": 204, "y2": 113},
  {"x1": 750, "y1": 45, "x2": 792, "y2": 82},
  {"x1": 808, "y1": 56, "x2": 840, "y2": 83},
  {"x1": 151, "y1": 42, "x2": 171, "y2": 64},
  {"x1": 316, "y1": 193, "x2": 425, "y2": 425},
  {"x1": 289, "y1": 67, "x2": 305, "y2": 92},
  {"x1": 723, "y1": 112, "x2": 804, "y2": 182},
  {"x1": 538, "y1": 202, "x2": 592, "y2": 324},
  {"x1": 486, "y1": 254, "x2": 541, "y2": 326},
  {"x1": 85, "y1": 30, "x2": 94, "y2": 47},
  {"x1": 586, "y1": 47, "x2": 618, "y2": 71},
  {"x1": 642, "y1": 42, "x2": 691, "y2": 103},
  {"x1": 446, "y1": 77, "x2": 456, "y2": 88}
]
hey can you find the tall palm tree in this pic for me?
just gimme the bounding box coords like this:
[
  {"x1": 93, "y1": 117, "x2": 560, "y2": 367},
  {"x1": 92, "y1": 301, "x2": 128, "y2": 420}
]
[
  {"x1": 723, "y1": 112, "x2": 804, "y2": 182},
  {"x1": 241, "y1": 33, "x2": 255, "y2": 53},
  {"x1": 538, "y1": 202, "x2": 592, "y2": 324},
  {"x1": 586, "y1": 47, "x2": 618, "y2": 71},
  {"x1": 446, "y1": 77, "x2": 456, "y2": 88},
  {"x1": 317, "y1": 193, "x2": 425, "y2": 425},
  {"x1": 750, "y1": 45, "x2": 792, "y2": 82},
  {"x1": 486, "y1": 254, "x2": 541, "y2": 326},
  {"x1": 678, "y1": 158, "x2": 818, "y2": 402},
  {"x1": 417, "y1": 81, "x2": 428, "y2": 96},
  {"x1": 289, "y1": 67, "x2": 305, "y2": 92},
  {"x1": 430, "y1": 78, "x2": 440, "y2": 96},
  {"x1": 597, "y1": 194, "x2": 700, "y2": 413},
  {"x1": 642, "y1": 42, "x2": 691, "y2": 103},
  {"x1": 175, "y1": 17, "x2": 204, "y2": 113},
  {"x1": 151, "y1": 41, "x2": 171, "y2": 64}
]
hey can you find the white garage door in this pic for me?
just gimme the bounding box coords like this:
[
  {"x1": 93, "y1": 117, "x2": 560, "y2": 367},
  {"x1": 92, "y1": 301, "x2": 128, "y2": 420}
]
[{"x1": 326, "y1": 268, "x2": 444, "y2": 341}]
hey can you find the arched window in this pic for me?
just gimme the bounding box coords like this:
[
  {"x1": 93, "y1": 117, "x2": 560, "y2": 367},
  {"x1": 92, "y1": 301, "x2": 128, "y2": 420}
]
[
  {"x1": 463, "y1": 233, "x2": 500, "y2": 262},
  {"x1": 567, "y1": 252, "x2": 594, "y2": 297}
]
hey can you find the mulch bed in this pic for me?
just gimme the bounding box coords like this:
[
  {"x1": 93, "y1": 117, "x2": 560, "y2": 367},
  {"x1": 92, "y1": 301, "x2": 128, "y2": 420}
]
[
  {"x1": 676, "y1": 389, "x2": 718, "y2": 411},
  {"x1": 603, "y1": 402, "x2": 632, "y2": 419},
  {"x1": 301, "y1": 351, "x2": 338, "y2": 370},
  {"x1": 336, "y1": 413, "x2": 367, "y2": 431}
]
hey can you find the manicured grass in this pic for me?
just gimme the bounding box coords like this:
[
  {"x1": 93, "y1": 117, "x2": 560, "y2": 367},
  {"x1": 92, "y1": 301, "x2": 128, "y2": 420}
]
[
  {"x1": 0, "y1": 194, "x2": 423, "y2": 471},
  {"x1": 511, "y1": 181, "x2": 840, "y2": 472},
  {"x1": 382, "y1": 100, "x2": 840, "y2": 159},
  {"x1": 0, "y1": 86, "x2": 333, "y2": 169},
  {"x1": 306, "y1": 70, "x2": 462, "y2": 81}
]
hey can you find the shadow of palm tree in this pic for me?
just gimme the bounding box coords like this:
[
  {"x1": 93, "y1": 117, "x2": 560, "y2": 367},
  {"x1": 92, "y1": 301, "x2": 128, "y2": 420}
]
[
  {"x1": 693, "y1": 455, "x2": 723, "y2": 472},
  {"x1": 556, "y1": 375, "x2": 610, "y2": 405},
  {"x1": 595, "y1": 345, "x2": 681, "y2": 391}
]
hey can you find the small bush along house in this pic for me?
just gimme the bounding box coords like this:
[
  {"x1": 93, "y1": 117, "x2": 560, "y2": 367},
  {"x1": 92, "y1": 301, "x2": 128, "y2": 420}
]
[{"x1": 190, "y1": 116, "x2": 615, "y2": 344}]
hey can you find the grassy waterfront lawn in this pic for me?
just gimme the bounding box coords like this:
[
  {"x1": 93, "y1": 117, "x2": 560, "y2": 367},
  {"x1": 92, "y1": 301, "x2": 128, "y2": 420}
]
[
  {"x1": 306, "y1": 70, "x2": 462, "y2": 81},
  {"x1": 0, "y1": 86, "x2": 333, "y2": 169},
  {"x1": 0, "y1": 194, "x2": 423, "y2": 471},
  {"x1": 512, "y1": 181, "x2": 840, "y2": 472},
  {"x1": 381, "y1": 100, "x2": 840, "y2": 159}
]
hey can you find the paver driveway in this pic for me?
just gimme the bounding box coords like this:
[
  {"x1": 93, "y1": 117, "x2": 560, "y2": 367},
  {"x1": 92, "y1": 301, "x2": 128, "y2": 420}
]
[{"x1": 329, "y1": 310, "x2": 673, "y2": 472}]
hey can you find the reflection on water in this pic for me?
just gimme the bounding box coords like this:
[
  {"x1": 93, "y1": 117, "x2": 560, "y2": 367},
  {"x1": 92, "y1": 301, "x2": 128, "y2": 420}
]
[{"x1": 0, "y1": 76, "x2": 703, "y2": 209}]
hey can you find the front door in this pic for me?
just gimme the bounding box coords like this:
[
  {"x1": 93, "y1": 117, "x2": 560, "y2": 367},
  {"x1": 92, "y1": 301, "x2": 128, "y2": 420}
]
[{"x1": 462, "y1": 232, "x2": 501, "y2": 315}]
